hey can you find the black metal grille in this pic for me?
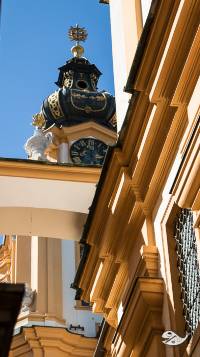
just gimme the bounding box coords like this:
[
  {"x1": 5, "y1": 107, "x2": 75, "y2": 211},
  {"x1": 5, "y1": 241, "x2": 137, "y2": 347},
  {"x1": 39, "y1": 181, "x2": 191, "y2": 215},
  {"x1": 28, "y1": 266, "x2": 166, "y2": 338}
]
[{"x1": 174, "y1": 209, "x2": 200, "y2": 334}]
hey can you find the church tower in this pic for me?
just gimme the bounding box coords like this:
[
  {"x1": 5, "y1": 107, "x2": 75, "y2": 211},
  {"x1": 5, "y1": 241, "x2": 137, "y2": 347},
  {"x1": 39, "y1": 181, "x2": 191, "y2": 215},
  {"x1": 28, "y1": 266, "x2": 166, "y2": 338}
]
[
  {"x1": 3, "y1": 26, "x2": 116, "y2": 356},
  {"x1": 26, "y1": 25, "x2": 116, "y2": 164}
]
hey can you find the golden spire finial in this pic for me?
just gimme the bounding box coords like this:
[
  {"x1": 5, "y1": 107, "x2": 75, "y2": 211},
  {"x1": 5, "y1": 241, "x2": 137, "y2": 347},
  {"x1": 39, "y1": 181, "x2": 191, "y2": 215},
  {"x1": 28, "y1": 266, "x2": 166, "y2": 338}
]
[{"x1": 68, "y1": 24, "x2": 88, "y2": 58}]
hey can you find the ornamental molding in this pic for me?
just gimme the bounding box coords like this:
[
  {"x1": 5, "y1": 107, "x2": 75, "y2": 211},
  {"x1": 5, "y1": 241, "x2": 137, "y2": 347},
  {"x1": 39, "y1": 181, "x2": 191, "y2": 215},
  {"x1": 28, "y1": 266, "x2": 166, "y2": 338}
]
[
  {"x1": 138, "y1": 245, "x2": 159, "y2": 277},
  {"x1": 0, "y1": 158, "x2": 101, "y2": 183},
  {"x1": 111, "y1": 277, "x2": 165, "y2": 356},
  {"x1": 48, "y1": 91, "x2": 64, "y2": 119},
  {"x1": 49, "y1": 121, "x2": 117, "y2": 143},
  {"x1": 11, "y1": 326, "x2": 97, "y2": 356}
]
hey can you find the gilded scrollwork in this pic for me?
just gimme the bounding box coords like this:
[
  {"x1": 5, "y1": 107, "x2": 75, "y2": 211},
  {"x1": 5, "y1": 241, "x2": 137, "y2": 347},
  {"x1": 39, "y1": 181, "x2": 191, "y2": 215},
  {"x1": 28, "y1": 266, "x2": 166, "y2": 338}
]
[
  {"x1": 70, "y1": 91, "x2": 107, "y2": 112},
  {"x1": 63, "y1": 70, "x2": 74, "y2": 88},
  {"x1": 48, "y1": 91, "x2": 64, "y2": 119},
  {"x1": 72, "y1": 92, "x2": 105, "y2": 101},
  {"x1": 32, "y1": 112, "x2": 46, "y2": 128},
  {"x1": 90, "y1": 73, "x2": 98, "y2": 90}
]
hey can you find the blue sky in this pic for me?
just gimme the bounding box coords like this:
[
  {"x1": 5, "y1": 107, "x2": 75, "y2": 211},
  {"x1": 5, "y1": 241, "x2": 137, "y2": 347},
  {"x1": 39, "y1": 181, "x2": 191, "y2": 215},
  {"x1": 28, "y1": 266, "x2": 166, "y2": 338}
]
[{"x1": 0, "y1": 0, "x2": 114, "y2": 158}]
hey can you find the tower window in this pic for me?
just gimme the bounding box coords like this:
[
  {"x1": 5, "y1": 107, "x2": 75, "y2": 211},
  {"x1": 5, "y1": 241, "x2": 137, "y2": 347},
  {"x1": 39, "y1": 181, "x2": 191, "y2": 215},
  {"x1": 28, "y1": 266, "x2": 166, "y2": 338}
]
[
  {"x1": 174, "y1": 209, "x2": 200, "y2": 334},
  {"x1": 76, "y1": 80, "x2": 88, "y2": 90}
]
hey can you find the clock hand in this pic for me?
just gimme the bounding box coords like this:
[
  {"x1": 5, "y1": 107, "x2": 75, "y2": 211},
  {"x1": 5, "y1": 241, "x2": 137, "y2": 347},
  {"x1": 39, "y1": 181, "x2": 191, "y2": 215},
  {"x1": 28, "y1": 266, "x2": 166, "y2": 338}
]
[{"x1": 80, "y1": 150, "x2": 87, "y2": 157}]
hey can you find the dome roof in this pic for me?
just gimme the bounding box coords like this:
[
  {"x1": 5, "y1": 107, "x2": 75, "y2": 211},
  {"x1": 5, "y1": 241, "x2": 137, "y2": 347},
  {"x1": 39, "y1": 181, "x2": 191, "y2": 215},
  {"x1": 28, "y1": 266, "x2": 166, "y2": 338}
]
[
  {"x1": 38, "y1": 57, "x2": 115, "y2": 130},
  {"x1": 33, "y1": 25, "x2": 116, "y2": 132},
  {"x1": 35, "y1": 56, "x2": 116, "y2": 132}
]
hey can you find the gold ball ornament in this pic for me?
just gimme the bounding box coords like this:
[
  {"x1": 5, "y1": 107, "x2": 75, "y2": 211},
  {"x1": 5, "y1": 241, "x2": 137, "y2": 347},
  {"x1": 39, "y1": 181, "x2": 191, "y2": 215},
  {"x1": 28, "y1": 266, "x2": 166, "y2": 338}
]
[{"x1": 71, "y1": 44, "x2": 84, "y2": 58}]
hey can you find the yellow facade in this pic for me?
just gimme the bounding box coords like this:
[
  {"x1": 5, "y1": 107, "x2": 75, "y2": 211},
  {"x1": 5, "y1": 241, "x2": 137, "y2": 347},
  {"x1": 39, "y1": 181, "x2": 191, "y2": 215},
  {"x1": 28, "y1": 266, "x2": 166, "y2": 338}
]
[{"x1": 75, "y1": 0, "x2": 200, "y2": 356}]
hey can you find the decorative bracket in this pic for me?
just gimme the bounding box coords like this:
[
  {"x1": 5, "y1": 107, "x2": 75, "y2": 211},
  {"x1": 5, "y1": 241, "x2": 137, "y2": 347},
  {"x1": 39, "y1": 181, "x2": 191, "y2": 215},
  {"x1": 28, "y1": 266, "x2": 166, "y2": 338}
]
[{"x1": 162, "y1": 330, "x2": 190, "y2": 346}]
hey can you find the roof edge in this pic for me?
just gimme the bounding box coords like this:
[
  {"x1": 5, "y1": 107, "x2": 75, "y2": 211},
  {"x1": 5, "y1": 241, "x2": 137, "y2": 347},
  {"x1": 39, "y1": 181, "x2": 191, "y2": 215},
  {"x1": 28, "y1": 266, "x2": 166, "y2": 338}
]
[
  {"x1": 71, "y1": 0, "x2": 161, "y2": 297},
  {"x1": 99, "y1": 0, "x2": 109, "y2": 4},
  {"x1": 124, "y1": 0, "x2": 160, "y2": 93}
]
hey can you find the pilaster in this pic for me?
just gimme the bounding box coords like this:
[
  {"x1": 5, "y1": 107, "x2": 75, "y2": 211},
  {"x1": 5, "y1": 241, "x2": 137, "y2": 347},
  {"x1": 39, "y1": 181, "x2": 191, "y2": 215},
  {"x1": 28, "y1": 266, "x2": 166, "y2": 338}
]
[{"x1": 15, "y1": 236, "x2": 31, "y2": 286}]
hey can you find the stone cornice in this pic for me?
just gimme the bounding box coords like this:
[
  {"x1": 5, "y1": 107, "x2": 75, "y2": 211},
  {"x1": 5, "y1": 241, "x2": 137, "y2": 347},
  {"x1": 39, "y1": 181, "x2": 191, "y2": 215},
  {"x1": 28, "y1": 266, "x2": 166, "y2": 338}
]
[
  {"x1": 0, "y1": 158, "x2": 101, "y2": 183},
  {"x1": 11, "y1": 326, "x2": 97, "y2": 356},
  {"x1": 111, "y1": 278, "x2": 164, "y2": 356}
]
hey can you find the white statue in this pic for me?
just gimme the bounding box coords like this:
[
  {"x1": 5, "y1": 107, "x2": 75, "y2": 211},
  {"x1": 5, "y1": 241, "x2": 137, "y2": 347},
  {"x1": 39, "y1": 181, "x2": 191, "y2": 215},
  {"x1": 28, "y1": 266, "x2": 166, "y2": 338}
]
[
  {"x1": 21, "y1": 283, "x2": 35, "y2": 312},
  {"x1": 24, "y1": 128, "x2": 52, "y2": 161}
]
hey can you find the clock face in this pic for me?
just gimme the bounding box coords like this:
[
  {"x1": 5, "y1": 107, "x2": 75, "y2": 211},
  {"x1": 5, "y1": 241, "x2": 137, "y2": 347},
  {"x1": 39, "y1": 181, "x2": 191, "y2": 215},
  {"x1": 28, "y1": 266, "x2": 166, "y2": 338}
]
[{"x1": 70, "y1": 138, "x2": 108, "y2": 165}]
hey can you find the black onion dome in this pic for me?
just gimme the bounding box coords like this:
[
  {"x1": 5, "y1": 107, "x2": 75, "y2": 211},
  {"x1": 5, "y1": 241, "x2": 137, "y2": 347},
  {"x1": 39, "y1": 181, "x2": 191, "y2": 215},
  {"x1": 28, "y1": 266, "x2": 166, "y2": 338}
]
[{"x1": 41, "y1": 57, "x2": 116, "y2": 131}]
